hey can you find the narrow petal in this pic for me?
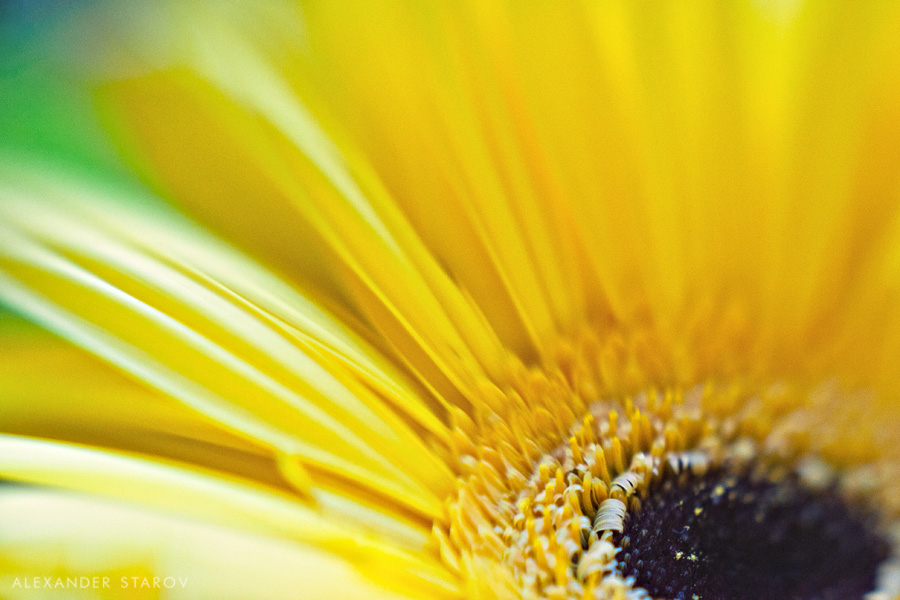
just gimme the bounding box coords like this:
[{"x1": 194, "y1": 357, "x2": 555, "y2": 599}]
[
  {"x1": 0, "y1": 435, "x2": 458, "y2": 599},
  {"x1": 91, "y1": 0, "x2": 900, "y2": 392},
  {"x1": 0, "y1": 166, "x2": 453, "y2": 520},
  {"x1": 94, "y1": 1, "x2": 515, "y2": 402},
  {"x1": 0, "y1": 487, "x2": 423, "y2": 600},
  {"x1": 0, "y1": 317, "x2": 283, "y2": 486}
]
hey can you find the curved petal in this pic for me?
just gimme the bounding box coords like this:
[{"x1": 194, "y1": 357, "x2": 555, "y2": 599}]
[
  {"x1": 0, "y1": 434, "x2": 458, "y2": 599},
  {"x1": 0, "y1": 487, "x2": 424, "y2": 600},
  {"x1": 0, "y1": 317, "x2": 284, "y2": 486},
  {"x1": 0, "y1": 166, "x2": 453, "y2": 521},
  {"x1": 93, "y1": 0, "x2": 514, "y2": 402},
  {"x1": 93, "y1": 0, "x2": 900, "y2": 391}
]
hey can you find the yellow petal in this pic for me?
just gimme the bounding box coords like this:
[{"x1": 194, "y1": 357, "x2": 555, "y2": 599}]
[
  {"x1": 0, "y1": 487, "x2": 423, "y2": 600},
  {"x1": 95, "y1": 1, "x2": 514, "y2": 402},
  {"x1": 92, "y1": 0, "x2": 900, "y2": 395},
  {"x1": 0, "y1": 317, "x2": 285, "y2": 487},
  {"x1": 0, "y1": 434, "x2": 458, "y2": 599},
  {"x1": 0, "y1": 165, "x2": 452, "y2": 520}
]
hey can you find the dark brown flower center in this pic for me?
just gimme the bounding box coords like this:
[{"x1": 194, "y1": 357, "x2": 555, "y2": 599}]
[{"x1": 614, "y1": 467, "x2": 890, "y2": 600}]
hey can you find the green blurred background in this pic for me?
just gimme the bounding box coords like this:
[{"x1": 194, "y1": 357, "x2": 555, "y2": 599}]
[
  {"x1": 0, "y1": 0, "x2": 123, "y2": 175},
  {"x1": 0, "y1": 0, "x2": 128, "y2": 321}
]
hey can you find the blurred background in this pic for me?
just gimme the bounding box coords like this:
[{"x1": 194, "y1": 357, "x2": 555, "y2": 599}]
[{"x1": 0, "y1": 0, "x2": 124, "y2": 176}]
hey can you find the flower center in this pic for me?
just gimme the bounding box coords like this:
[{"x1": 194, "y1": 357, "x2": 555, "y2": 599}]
[
  {"x1": 615, "y1": 466, "x2": 891, "y2": 600},
  {"x1": 439, "y1": 370, "x2": 900, "y2": 600}
]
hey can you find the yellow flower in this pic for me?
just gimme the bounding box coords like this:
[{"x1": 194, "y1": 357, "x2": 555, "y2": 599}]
[{"x1": 2, "y1": 1, "x2": 900, "y2": 599}]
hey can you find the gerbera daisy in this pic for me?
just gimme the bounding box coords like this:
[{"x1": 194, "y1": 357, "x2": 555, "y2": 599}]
[{"x1": 2, "y1": 1, "x2": 900, "y2": 599}]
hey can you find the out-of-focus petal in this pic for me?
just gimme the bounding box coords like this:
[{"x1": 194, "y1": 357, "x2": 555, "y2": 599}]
[
  {"x1": 0, "y1": 435, "x2": 459, "y2": 599},
  {"x1": 0, "y1": 317, "x2": 283, "y2": 486},
  {"x1": 0, "y1": 487, "x2": 423, "y2": 600},
  {"x1": 0, "y1": 166, "x2": 453, "y2": 522}
]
